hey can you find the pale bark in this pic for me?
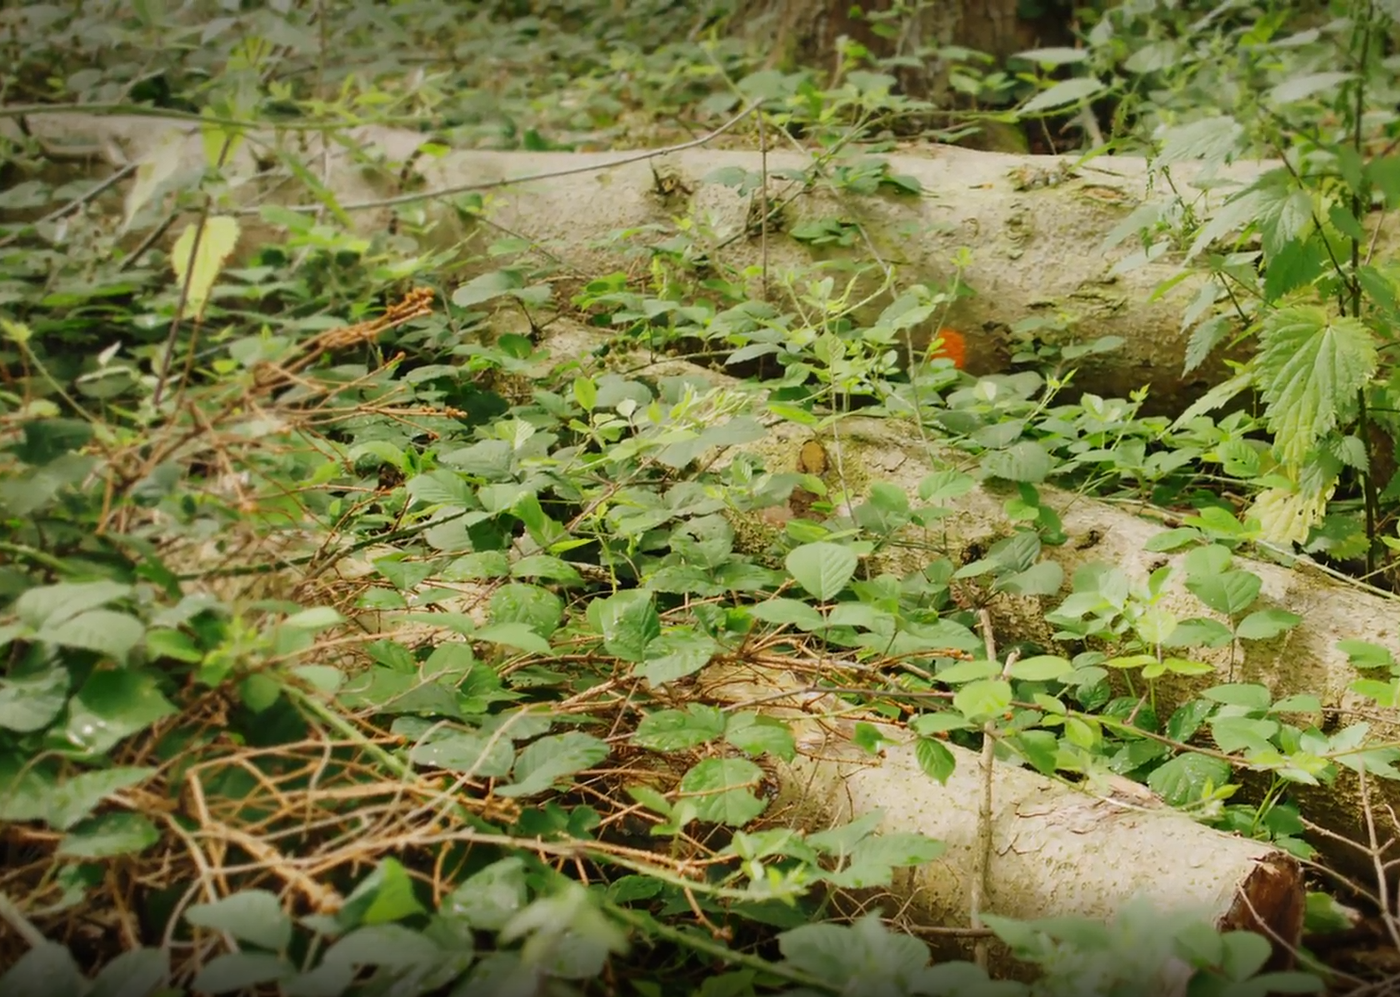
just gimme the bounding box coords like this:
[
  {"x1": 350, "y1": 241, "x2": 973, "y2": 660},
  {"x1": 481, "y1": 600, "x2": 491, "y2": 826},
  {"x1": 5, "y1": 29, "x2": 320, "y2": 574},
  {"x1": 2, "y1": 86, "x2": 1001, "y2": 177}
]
[
  {"x1": 3, "y1": 111, "x2": 1297, "y2": 408},
  {"x1": 705, "y1": 661, "x2": 1304, "y2": 983}
]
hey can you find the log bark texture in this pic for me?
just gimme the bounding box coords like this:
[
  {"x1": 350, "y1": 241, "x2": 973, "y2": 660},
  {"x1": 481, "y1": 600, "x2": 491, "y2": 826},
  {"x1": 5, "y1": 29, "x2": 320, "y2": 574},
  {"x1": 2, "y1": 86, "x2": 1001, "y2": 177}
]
[
  {"x1": 706, "y1": 662, "x2": 1305, "y2": 983},
  {"x1": 3, "y1": 111, "x2": 1297, "y2": 407}
]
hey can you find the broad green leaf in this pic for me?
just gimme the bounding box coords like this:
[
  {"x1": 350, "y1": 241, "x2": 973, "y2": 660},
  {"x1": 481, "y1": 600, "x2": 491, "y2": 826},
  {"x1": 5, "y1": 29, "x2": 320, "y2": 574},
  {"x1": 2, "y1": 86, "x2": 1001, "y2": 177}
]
[
  {"x1": 1155, "y1": 115, "x2": 1245, "y2": 164},
  {"x1": 475, "y1": 622, "x2": 553, "y2": 656},
  {"x1": 35, "y1": 608, "x2": 145, "y2": 661},
  {"x1": 1146, "y1": 753, "x2": 1232, "y2": 806},
  {"x1": 785, "y1": 542, "x2": 858, "y2": 601},
  {"x1": 724, "y1": 713, "x2": 796, "y2": 761},
  {"x1": 981, "y1": 441, "x2": 1053, "y2": 482},
  {"x1": 1337, "y1": 639, "x2": 1396, "y2": 670},
  {"x1": 0, "y1": 942, "x2": 86, "y2": 997},
  {"x1": 634, "y1": 705, "x2": 726, "y2": 751},
  {"x1": 0, "y1": 664, "x2": 69, "y2": 732},
  {"x1": 15, "y1": 580, "x2": 131, "y2": 629},
  {"x1": 90, "y1": 947, "x2": 169, "y2": 997},
  {"x1": 1267, "y1": 71, "x2": 1354, "y2": 105},
  {"x1": 1021, "y1": 76, "x2": 1104, "y2": 114},
  {"x1": 953, "y1": 679, "x2": 1012, "y2": 722},
  {"x1": 915, "y1": 737, "x2": 956, "y2": 785},
  {"x1": 171, "y1": 216, "x2": 241, "y2": 319},
  {"x1": 1186, "y1": 569, "x2": 1262, "y2": 616},
  {"x1": 589, "y1": 590, "x2": 661, "y2": 662},
  {"x1": 342, "y1": 858, "x2": 427, "y2": 927},
  {"x1": 498, "y1": 732, "x2": 610, "y2": 798},
  {"x1": 745, "y1": 597, "x2": 826, "y2": 631},
  {"x1": 191, "y1": 953, "x2": 293, "y2": 994},
  {"x1": 65, "y1": 670, "x2": 178, "y2": 754},
  {"x1": 444, "y1": 857, "x2": 528, "y2": 931},
  {"x1": 47, "y1": 766, "x2": 155, "y2": 831},
  {"x1": 679, "y1": 757, "x2": 767, "y2": 826},
  {"x1": 1009, "y1": 655, "x2": 1073, "y2": 681},
  {"x1": 638, "y1": 629, "x2": 719, "y2": 687},
  {"x1": 1256, "y1": 307, "x2": 1377, "y2": 466},
  {"x1": 57, "y1": 812, "x2": 160, "y2": 858},
  {"x1": 1236, "y1": 608, "x2": 1302, "y2": 640},
  {"x1": 186, "y1": 890, "x2": 293, "y2": 952},
  {"x1": 409, "y1": 732, "x2": 514, "y2": 777}
]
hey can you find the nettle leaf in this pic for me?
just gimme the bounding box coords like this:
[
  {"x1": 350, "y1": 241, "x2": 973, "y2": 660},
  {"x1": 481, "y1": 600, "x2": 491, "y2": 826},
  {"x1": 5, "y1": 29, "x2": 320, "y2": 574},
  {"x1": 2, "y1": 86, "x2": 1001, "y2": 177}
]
[
  {"x1": 981, "y1": 441, "x2": 1053, "y2": 482},
  {"x1": 678, "y1": 757, "x2": 768, "y2": 826},
  {"x1": 1256, "y1": 307, "x2": 1377, "y2": 466},
  {"x1": 1147, "y1": 753, "x2": 1232, "y2": 806},
  {"x1": 1020, "y1": 76, "x2": 1104, "y2": 114},
  {"x1": 1186, "y1": 569, "x2": 1262, "y2": 616},
  {"x1": 443, "y1": 857, "x2": 528, "y2": 931},
  {"x1": 724, "y1": 713, "x2": 796, "y2": 761},
  {"x1": 0, "y1": 941, "x2": 87, "y2": 997},
  {"x1": 498, "y1": 731, "x2": 610, "y2": 798},
  {"x1": 0, "y1": 664, "x2": 69, "y2": 732},
  {"x1": 46, "y1": 766, "x2": 156, "y2": 831},
  {"x1": 638, "y1": 629, "x2": 719, "y2": 687},
  {"x1": 1252, "y1": 175, "x2": 1315, "y2": 258},
  {"x1": 1155, "y1": 115, "x2": 1245, "y2": 165},
  {"x1": 57, "y1": 812, "x2": 160, "y2": 858},
  {"x1": 89, "y1": 947, "x2": 169, "y2": 997},
  {"x1": 1267, "y1": 71, "x2": 1355, "y2": 105},
  {"x1": 633, "y1": 705, "x2": 726, "y2": 751},
  {"x1": 785, "y1": 542, "x2": 858, "y2": 601},
  {"x1": 589, "y1": 590, "x2": 661, "y2": 662},
  {"x1": 186, "y1": 890, "x2": 293, "y2": 952}
]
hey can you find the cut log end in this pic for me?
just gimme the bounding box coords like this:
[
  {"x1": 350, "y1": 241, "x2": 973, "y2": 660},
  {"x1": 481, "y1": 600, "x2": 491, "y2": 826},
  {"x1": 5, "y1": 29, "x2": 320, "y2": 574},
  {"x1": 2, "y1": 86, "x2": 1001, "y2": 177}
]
[{"x1": 1221, "y1": 854, "x2": 1306, "y2": 970}]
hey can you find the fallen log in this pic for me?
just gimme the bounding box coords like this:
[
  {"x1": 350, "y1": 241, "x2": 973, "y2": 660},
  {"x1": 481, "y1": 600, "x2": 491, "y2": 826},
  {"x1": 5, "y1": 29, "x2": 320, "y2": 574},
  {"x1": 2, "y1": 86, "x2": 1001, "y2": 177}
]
[
  {"x1": 704, "y1": 661, "x2": 1305, "y2": 985},
  {"x1": 0, "y1": 109, "x2": 1331, "y2": 406}
]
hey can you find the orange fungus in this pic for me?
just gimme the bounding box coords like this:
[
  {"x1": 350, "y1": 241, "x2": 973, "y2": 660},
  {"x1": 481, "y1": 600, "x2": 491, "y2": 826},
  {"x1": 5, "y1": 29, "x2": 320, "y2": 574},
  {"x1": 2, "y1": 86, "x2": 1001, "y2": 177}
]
[{"x1": 929, "y1": 328, "x2": 967, "y2": 369}]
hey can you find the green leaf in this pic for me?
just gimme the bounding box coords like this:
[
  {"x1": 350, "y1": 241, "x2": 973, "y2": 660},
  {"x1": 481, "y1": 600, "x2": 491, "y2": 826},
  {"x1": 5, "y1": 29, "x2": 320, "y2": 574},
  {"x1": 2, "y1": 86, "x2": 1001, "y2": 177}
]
[
  {"x1": 35, "y1": 608, "x2": 146, "y2": 661},
  {"x1": 341, "y1": 858, "x2": 427, "y2": 927},
  {"x1": 679, "y1": 758, "x2": 767, "y2": 826},
  {"x1": 638, "y1": 629, "x2": 719, "y2": 687},
  {"x1": 1186, "y1": 570, "x2": 1262, "y2": 616},
  {"x1": 1255, "y1": 307, "x2": 1377, "y2": 466},
  {"x1": 589, "y1": 590, "x2": 661, "y2": 662},
  {"x1": 443, "y1": 857, "x2": 528, "y2": 931},
  {"x1": 191, "y1": 953, "x2": 293, "y2": 994},
  {"x1": 409, "y1": 731, "x2": 515, "y2": 777},
  {"x1": 914, "y1": 737, "x2": 956, "y2": 785},
  {"x1": 15, "y1": 579, "x2": 131, "y2": 629},
  {"x1": 785, "y1": 542, "x2": 858, "y2": 601},
  {"x1": 1155, "y1": 115, "x2": 1245, "y2": 165},
  {"x1": 1236, "y1": 608, "x2": 1301, "y2": 640},
  {"x1": 47, "y1": 766, "x2": 155, "y2": 831},
  {"x1": 1337, "y1": 639, "x2": 1395, "y2": 670},
  {"x1": 1267, "y1": 71, "x2": 1354, "y2": 105},
  {"x1": 0, "y1": 942, "x2": 87, "y2": 997},
  {"x1": 89, "y1": 947, "x2": 169, "y2": 997},
  {"x1": 65, "y1": 670, "x2": 178, "y2": 754},
  {"x1": 633, "y1": 706, "x2": 726, "y2": 751},
  {"x1": 745, "y1": 598, "x2": 826, "y2": 631},
  {"x1": 725, "y1": 713, "x2": 796, "y2": 761},
  {"x1": 498, "y1": 731, "x2": 610, "y2": 798},
  {"x1": 1009, "y1": 655, "x2": 1073, "y2": 681},
  {"x1": 57, "y1": 812, "x2": 160, "y2": 858},
  {"x1": 475, "y1": 621, "x2": 553, "y2": 656},
  {"x1": 981, "y1": 441, "x2": 1053, "y2": 482},
  {"x1": 453, "y1": 269, "x2": 526, "y2": 307},
  {"x1": 186, "y1": 890, "x2": 293, "y2": 952},
  {"x1": 1146, "y1": 753, "x2": 1231, "y2": 806},
  {"x1": 953, "y1": 680, "x2": 1012, "y2": 722},
  {"x1": 1020, "y1": 76, "x2": 1104, "y2": 114},
  {"x1": 0, "y1": 664, "x2": 69, "y2": 732}
]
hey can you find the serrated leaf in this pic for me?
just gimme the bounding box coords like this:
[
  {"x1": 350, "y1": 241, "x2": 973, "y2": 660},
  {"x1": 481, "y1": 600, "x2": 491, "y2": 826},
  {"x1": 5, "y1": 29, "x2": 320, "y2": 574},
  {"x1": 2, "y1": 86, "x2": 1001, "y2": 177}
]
[
  {"x1": 89, "y1": 947, "x2": 169, "y2": 997},
  {"x1": 0, "y1": 942, "x2": 87, "y2": 997},
  {"x1": 679, "y1": 757, "x2": 767, "y2": 826},
  {"x1": 497, "y1": 731, "x2": 610, "y2": 798},
  {"x1": 191, "y1": 953, "x2": 293, "y2": 994},
  {"x1": 443, "y1": 857, "x2": 527, "y2": 931},
  {"x1": 186, "y1": 890, "x2": 293, "y2": 952},
  {"x1": 1155, "y1": 115, "x2": 1245, "y2": 164},
  {"x1": 57, "y1": 812, "x2": 160, "y2": 858},
  {"x1": 1256, "y1": 307, "x2": 1377, "y2": 466},
  {"x1": 981, "y1": 441, "x2": 1053, "y2": 482},
  {"x1": 914, "y1": 737, "x2": 956, "y2": 785},
  {"x1": 638, "y1": 629, "x2": 719, "y2": 687},
  {"x1": 1267, "y1": 71, "x2": 1354, "y2": 105},
  {"x1": 633, "y1": 706, "x2": 726, "y2": 752},
  {"x1": 46, "y1": 766, "x2": 156, "y2": 831},
  {"x1": 1021, "y1": 76, "x2": 1104, "y2": 114},
  {"x1": 475, "y1": 622, "x2": 553, "y2": 656},
  {"x1": 171, "y1": 216, "x2": 241, "y2": 320},
  {"x1": 785, "y1": 542, "x2": 858, "y2": 601},
  {"x1": 1146, "y1": 753, "x2": 1232, "y2": 806}
]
